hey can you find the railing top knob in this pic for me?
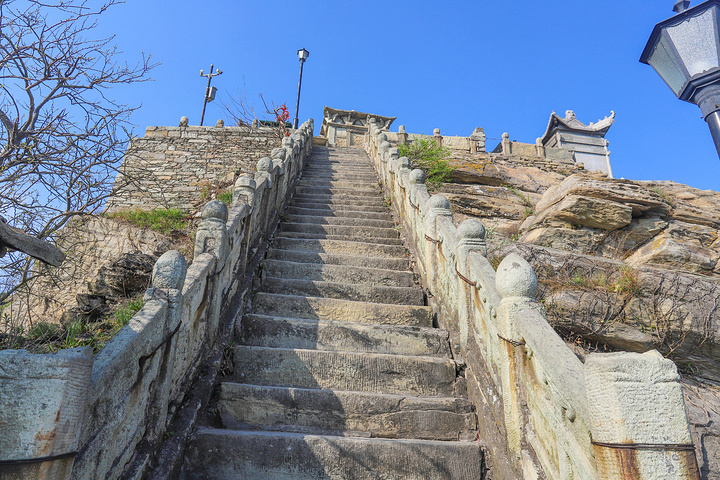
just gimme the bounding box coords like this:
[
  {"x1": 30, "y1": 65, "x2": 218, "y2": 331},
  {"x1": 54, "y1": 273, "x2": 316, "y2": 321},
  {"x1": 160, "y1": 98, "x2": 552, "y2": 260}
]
[
  {"x1": 152, "y1": 250, "x2": 187, "y2": 290},
  {"x1": 496, "y1": 253, "x2": 537, "y2": 299},
  {"x1": 409, "y1": 169, "x2": 426, "y2": 185},
  {"x1": 202, "y1": 199, "x2": 228, "y2": 223}
]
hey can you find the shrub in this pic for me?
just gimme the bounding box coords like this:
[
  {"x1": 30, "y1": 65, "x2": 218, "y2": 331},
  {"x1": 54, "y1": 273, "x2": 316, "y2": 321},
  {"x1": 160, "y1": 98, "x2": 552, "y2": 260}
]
[
  {"x1": 398, "y1": 138, "x2": 455, "y2": 190},
  {"x1": 107, "y1": 208, "x2": 189, "y2": 234}
]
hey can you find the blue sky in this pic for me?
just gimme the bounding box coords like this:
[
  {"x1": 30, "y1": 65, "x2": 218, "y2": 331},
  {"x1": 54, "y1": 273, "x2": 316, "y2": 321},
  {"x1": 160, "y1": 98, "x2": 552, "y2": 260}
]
[{"x1": 95, "y1": 0, "x2": 720, "y2": 190}]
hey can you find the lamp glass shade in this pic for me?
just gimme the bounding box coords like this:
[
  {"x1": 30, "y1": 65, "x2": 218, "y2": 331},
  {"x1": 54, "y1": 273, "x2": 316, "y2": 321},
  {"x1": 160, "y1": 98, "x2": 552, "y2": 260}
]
[
  {"x1": 666, "y1": 7, "x2": 720, "y2": 77},
  {"x1": 645, "y1": 4, "x2": 720, "y2": 97},
  {"x1": 648, "y1": 32, "x2": 691, "y2": 95},
  {"x1": 298, "y1": 48, "x2": 309, "y2": 61}
]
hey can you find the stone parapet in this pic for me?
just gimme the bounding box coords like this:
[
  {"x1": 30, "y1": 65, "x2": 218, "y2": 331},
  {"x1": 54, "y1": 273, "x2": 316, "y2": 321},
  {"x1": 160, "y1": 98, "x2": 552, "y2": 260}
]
[
  {"x1": 105, "y1": 124, "x2": 283, "y2": 213},
  {"x1": 0, "y1": 119, "x2": 315, "y2": 480},
  {"x1": 365, "y1": 119, "x2": 699, "y2": 480}
]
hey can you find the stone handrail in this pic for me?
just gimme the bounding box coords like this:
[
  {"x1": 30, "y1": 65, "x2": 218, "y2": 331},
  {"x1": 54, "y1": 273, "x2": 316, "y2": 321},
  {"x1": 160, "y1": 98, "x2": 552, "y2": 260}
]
[
  {"x1": 365, "y1": 119, "x2": 700, "y2": 480},
  {"x1": 0, "y1": 119, "x2": 315, "y2": 480}
]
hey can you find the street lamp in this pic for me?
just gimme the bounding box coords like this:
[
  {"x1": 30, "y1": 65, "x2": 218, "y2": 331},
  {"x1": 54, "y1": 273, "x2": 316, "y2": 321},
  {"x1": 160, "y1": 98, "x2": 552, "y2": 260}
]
[
  {"x1": 641, "y1": 0, "x2": 720, "y2": 157},
  {"x1": 293, "y1": 48, "x2": 309, "y2": 130},
  {"x1": 199, "y1": 64, "x2": 223, "y2": 127}
]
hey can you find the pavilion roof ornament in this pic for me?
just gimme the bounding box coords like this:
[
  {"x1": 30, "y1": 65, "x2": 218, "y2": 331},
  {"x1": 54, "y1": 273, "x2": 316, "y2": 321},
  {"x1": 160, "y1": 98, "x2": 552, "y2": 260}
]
[{"x1": 540, "y1": 110, "x2": 616, "y2": 145}]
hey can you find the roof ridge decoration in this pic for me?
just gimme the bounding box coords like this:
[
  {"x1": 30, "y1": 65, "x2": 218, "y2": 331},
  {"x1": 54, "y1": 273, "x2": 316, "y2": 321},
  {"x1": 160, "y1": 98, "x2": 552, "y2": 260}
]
[{"x1": 541, "y1": 110, "x2": 615, "y2": 145}]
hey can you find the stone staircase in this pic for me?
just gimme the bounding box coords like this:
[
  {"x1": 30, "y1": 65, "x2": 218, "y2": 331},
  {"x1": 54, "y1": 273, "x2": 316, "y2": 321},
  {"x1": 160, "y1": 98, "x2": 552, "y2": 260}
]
[{"x1": 180, "y1": 147, "x2": 486, "y2": 479}]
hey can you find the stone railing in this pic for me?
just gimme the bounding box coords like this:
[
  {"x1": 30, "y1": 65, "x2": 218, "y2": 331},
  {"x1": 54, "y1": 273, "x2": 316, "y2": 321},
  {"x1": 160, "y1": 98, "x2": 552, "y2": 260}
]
[
  {"x1": 365, "y1": 118, "x2": 700, "y2": 480},
  {"x1": 0, "y1": 119, "x2": 315, "y2": 480}
]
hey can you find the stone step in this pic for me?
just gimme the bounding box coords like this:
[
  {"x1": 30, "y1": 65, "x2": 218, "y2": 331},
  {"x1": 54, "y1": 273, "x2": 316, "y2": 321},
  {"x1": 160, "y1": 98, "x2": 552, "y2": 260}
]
[
  {"x1": 253, "y1": 293, "x2": 433, "y2": 327},
  {"x1": 300, "y1": 173, "x2": 378, "y2": 182},
  {"x1": 276, "y1": 231, "x2": 405, "y2": 245},
  {"x1": 303, "y1": 169, "x2": 377, "y2": 179},
  {"x1": 238, "y1": 315, "x2": 447, "y2": 357},
  {"x1": 285, "y1": 206, "x2": 393, "y2": 221},
  {"x1": 183, "y1": 429, "x2": 486, "y2": 480},
  {"x1": 266, "y1": 249, "x2": 409, "y2": 271},
  {"x1": 261, "y1": 277, "x2": 424, "y2": 305},
  {"x1": 279, "y1": 223, "x2": 399, "y2": 240},
  {"x1": 290, "y1": 200, "x2": 390, "y2": 213},
  {"x1": 232, "y1": 346, "x2": 457, "y2": 396},
  {"x1": 217, "y1": 384, "x2": 476, "y2": 441},
  {"x1": 294, "y1": 186, "x2": 382, "y2": 197},
  {"x1": 297, "y1": 180, "x2": 379, "y2": 190},
  {"x1": 292, "y1": 194, "x2": 386, "y2": 207},
  {"x1": 270, "y1": 238, "x2": 407, "y2": 258},
  {"x1": 284, "y1": 214, "x2": 395, "y2": 229},
  {"x1": 262, "y1": 259, "x2": 413, "y2": 287}
]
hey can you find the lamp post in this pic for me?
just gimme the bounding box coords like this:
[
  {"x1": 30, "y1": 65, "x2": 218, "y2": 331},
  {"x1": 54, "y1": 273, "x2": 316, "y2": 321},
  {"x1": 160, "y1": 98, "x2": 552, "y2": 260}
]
[
  {"x1": 641, "y1": 0, "x2": 720, "y2": 158},
  {"x1": 293, "y1": 48, "x2": 309, "y2": 130},
  {"x1": 199, "y1": 64, "x2": 223, "y2": 127}
]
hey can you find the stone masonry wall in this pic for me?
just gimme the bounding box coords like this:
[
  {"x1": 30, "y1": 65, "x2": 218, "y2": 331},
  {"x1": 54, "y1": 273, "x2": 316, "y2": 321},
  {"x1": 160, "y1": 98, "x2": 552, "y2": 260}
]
[{"x1": 106, "y1": 125, "x2": 282, "y2": 212}]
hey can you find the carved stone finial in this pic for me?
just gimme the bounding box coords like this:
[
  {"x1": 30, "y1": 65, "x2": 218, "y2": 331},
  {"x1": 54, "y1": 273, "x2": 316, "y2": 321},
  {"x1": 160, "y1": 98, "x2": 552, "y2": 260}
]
[
  {"x1": 282, "y1": 136, "x2": 294, "y2": 149},
  {"x1": 565, "y1": 110, "x2": 576, "y2": 119},
  {"x1": 271, "y1": 147, "x2": 286, "y2": 161},
  {"x1": 398, "y1": 125, "x2": 405, "y2": 133},
  {"x1": 457, "y1": 219, "x2": 487, "y2": 257},
  {"x1": 377, "y1": 132, "x2": 388, "y2": 143},
  {"x1": 433, "y1": 128, "x2": 441, "y2": 136},
  {"x1": 427, "y1": 194, "x2": 451, "y2": 211},
  {"x1": 398, "y1": 156, "x2": 411, "y2": 170},
  {"x1": 216, "y1": 119, "x2": 224, "y2": 127},
  {"x1": 179, "y1": 116, "x2": 189, "y2": 127},
  {"x1": 496, "y1": 253, "x2": 537, "y2": 299},
  {"x1": 202, "y1": 199, "x2": 229, "y2": 223},
  {"x1": 152, "y1": 250, "x2": 187, "y2": 290},
  {"x1": 457, "y1": 218, "x2": 486, "y2": 241},
  {"x1": 251, "y1": 118, "x2": 259, "y2": 129},
  {"x1": 233, "y1": 175, "x2": 256, "y2": 205},
  {"x1": 409, "y1": 169, "x2": 426, "y2": 185},
  {"x1": 502, "y1": 132, "x2": 509, "y2": 140},
  {"x1": 256, "y1": 157, "x2": 273, "y2": 173},
  {"x1": 234, "y1": 175, "x2": 256, "y2": 190}
]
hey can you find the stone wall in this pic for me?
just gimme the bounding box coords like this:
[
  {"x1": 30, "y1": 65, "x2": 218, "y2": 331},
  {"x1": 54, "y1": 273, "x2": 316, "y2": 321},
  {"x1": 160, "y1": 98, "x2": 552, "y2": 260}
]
[
  {"x1": 366, "y1": 120, "x2": 700, "y2": 480},
  {"x1": 0, "y1": 120, "x2": 315, "y2": 480},
  {"x1": 106, "y1": 125, "x2": 283, "y2": 212}
]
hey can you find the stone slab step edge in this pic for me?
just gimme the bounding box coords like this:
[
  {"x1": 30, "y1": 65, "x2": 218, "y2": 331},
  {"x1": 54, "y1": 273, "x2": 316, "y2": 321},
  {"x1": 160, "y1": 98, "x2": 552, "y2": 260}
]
[
  {"x1": 217, "y1": 383, "x2": 477, "y2": 441},
  {"x1": 265, "y1": 249, "x2": 409, "y2": 271},
  {"x1": 269, "y1": 237, "x2": 408, "y2": 258},
  {"x1": 182, "y1": 429, "x2": 486, "y2": 480},
  {"x1": 285, "y1": 206, "x2": 393, "y2": 221},
  {"x1": 261, "y1": 259, "x2": 414, "y2": 287},
  {"x1": 232, "y1": 345, "x2": 458, "y2": 397},
  {"x1": 252, "y1": 292, "x2": 433, "y2": 327},
  {"x1": 283, "y1": 214, "x2": 394, "y2": 228},
  {"x1": 261, "y1": 277, "x2": 424, "y2": 305},
  {"x1": 238, "y1": 314, "x2": 448, "y2": 357},
  {"x1": 275, "y1": 232, "x2": 404, "y2": 246}
]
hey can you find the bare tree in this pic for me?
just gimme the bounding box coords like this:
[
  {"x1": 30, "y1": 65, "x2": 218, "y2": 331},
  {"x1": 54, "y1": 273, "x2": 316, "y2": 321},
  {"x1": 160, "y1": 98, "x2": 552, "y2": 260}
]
[{"x1": 0, "y1": 0, "x2": 155, "y2": 303}]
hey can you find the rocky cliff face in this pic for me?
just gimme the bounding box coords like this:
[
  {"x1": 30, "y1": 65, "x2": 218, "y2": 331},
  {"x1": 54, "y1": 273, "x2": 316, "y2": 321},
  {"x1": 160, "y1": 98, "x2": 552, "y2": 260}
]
[{"x1": 438, "y1": 151, "x2": 720, "y2": 478}]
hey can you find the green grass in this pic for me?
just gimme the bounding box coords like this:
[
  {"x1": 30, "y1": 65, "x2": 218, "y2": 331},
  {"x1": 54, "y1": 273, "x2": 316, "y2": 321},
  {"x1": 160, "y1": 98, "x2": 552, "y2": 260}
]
[
  {"x1": 107, "y1": 208, "x2": 189, "y2": 234},
  {"x1": 1, "y1": 295, "x2": 144, "y2": 354},
  {"x1": 398, "y1": 138, "x2": 455, "y2": 190},
  {"x1": 218, "y1": 190, "x2": 234, "y2": 205}
]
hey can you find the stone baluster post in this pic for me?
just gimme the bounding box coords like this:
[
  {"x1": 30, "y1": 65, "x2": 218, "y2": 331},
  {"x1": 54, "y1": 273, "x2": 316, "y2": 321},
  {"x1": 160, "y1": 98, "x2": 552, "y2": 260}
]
[
  {"x1": 584, "y1": 351, "x2": 700, "y2": 479},
  {"x1": 455, "y1": 219, "x2": 487, "y2": 351},
  {"x1": 408, "y1": 169, "x2": 427, "y2": 247},
  {"x1": 0, "y1": 347, "x2": 93, "y2": 480},
  {"x1": 535, "y1": 137, "x2": 546, "y2": 158},
  {"x1": 423, "y1": 194, "x2": 453, "y2": 296},
  {"x1": 502, "y1": 132, "x2": 511, "y2": 156},
  {"x1": 433, "y1": 128, "x2": 443, "y2": 147},
  {"x1": 495, "y1": 253, "x2": 538, "y2": 465},
  {"x1": 142, "y1": 250, "x2": 187, "y2": 441},
  {"x1": 194, "y1": 201, "x2": 229, "y2": 273},
  {"x1": 398, "y1": 125, "x2": 408, "y2": 145}
]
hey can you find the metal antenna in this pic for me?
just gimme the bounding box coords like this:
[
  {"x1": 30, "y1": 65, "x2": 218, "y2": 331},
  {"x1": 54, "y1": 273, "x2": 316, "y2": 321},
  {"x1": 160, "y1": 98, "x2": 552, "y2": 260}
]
[
  {"x1": 199, "y1": 64, "x2": 223, "y2": 126},
  {"x1": 673, "y1": 0, "x2": 690, "y2": 13}
]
